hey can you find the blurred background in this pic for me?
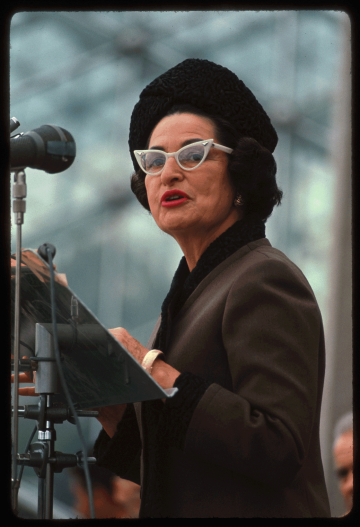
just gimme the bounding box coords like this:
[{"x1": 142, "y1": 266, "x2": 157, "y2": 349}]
[{"x1": 9, "y1": 10, "x2": 352, "y2": 518}]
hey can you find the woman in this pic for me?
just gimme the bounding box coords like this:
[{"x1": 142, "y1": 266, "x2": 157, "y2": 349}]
[
  {"x1": 17, "y1": 59, "x2": 331, "y2": 517},
  {"x1": 92, "y1": 59, "x2": 330, "y2": 518}
]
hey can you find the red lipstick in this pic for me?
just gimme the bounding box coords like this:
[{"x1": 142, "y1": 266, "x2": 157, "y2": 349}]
[{"x1": 161, "y1": 189, "x2": 190, "y2": 207}]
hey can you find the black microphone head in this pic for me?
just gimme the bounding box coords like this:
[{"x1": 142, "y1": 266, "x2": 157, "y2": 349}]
[
  {"x1": 30, "y1": 124, "x2": 76, "y2": 173},
  {"x1": 10, "y1": 124, "x2": 76, "y2": 174},
  {"x1": 38, "y1": 242, "x2": 56, "y2": 263}
]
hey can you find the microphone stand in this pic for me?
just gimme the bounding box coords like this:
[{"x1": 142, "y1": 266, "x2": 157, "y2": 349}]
[
  {"x1": 10, "y1": 170, "x2": 97, "y2": 519},
  {"x1": 9, "y1": 114, "x2": 97, "y2": 518},
  {"x1": 11, "y1": 168, "x2": 27, "y2": 514},
  {"x1": 13, "y1": 323, "x2": 99, "y2": 519}
]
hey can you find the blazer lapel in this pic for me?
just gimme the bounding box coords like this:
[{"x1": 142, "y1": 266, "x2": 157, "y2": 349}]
[
  {"x1": 146, "y1": 315, "x2": 161, "y2": 349},
  {"x1": 173, "y1": 239, "x2": 271, "y2": 321},
  {"x1": 134, "y1": 313, "x2": 162, "y2": 485}
]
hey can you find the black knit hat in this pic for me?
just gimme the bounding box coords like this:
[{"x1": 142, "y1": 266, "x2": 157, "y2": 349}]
[{"x1": 128, "y1": 58, "x2": 277, "y2": 170}]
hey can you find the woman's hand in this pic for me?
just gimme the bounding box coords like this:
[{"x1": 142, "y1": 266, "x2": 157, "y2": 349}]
[
  {"x1": 109, "y1": 327, "x2": 181, "y2": 394},
  {"x1": 82, "y1": 328, "x2": 146, "y2": 438},
  {"x1": 11, "y1": 355, "x2": 39, "y2": 396},
  {"x1": 108, "y1": 327, "x2": 148, "y2": 364},
  {"x1": 92, "y1": 404, "x2": 127, "y2": 439}
]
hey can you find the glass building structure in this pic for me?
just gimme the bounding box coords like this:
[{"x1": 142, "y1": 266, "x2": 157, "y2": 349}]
[{"x1": 9, "y1": 10, "x2": 352, "y2": 518}]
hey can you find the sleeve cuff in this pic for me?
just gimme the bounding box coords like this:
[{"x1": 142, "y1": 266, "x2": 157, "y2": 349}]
[
  {"x1": 157, "y1": 371, "x2": 212, "y2": 451},
  {"x1": 93, "y1": 403, "x2": 142, "y2": 483}
]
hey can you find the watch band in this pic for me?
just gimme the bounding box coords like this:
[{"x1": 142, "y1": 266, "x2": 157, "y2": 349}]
[{"x1": 142, "y1": 349, "x2": 164, "y2": 374}]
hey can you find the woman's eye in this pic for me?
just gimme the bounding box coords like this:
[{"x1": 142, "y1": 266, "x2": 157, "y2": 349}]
[
  {"x1": 151, "y1": 158, "x2": 164, "y2": 166},
  {"x1": 145, "y1": 155, "x2": 165, "y2": 168},
  {"x1": 181, "y1": 148, "x2": 204, "y2": 162}
]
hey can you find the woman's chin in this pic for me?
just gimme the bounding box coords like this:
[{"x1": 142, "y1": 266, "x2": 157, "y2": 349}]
[
  {"x1": 159, "y1": 220, "x2": 194, "y2": 237},
  {"x1": 156, "y1": 209, "x2": 196, "y2": 235}
]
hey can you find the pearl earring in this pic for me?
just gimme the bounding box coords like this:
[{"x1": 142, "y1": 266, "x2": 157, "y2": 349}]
[{"x1": 234, "y1": 194, "x2": 244, "y2": 207}]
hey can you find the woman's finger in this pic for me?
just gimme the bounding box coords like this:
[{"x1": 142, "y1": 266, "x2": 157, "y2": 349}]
[
  {"x1": 11, "y1": 355, "x2": 38, "y2": 395},
  {"x1": 11, "y1": 373, "x2": 39, "y2": 396},
  {"x1": 109, "y1": 327, "x2": 147, "y2": 363},
  {"x1": 11, "y1": 356, "x2": 35, "y2": 383},
  {"x1": 11, "y1": 371, "x2": 34, "y2": 383},
  {"x1": 18, "y1": 386, "x2": 38, "y2": 396}
]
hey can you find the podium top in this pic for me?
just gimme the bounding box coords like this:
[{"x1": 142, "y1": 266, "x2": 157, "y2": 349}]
[{"x1": 11, "y1": 249, "x2": 177, "y2": 409}]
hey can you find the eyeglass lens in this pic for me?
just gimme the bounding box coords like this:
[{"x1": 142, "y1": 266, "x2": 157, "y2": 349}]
[{"x1": 141, "y1": 143, "x2": 206, "y2": 173}]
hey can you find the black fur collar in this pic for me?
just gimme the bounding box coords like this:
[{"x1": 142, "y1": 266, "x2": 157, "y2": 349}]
[{"x1": 156, "y1": 214, "x2": 266, "y2": 352}]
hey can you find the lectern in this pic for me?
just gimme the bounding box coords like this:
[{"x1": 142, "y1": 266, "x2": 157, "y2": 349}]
[{"x1": 11, "y1": 248, "x2": 176, "y2": 518}]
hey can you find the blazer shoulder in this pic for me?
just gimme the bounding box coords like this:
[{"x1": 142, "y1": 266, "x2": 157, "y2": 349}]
[
  {"x1": 228, "y1": 241, "x2": 318, "y2": 302},
  {"x1": 247, "y1": 242, "x2": 312, "y2": 280},
  {"x1": 210, "y1": 238, "x2": 296, "y2": 278}
]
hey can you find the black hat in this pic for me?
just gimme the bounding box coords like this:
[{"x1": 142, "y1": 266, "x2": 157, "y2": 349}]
[{"x1": 128, "y1": 58, "x2": 278, "y2": 170}]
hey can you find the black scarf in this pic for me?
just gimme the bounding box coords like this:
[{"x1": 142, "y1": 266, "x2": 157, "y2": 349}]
[
  {"x1": 140, "y1": 213, "x2": 265, "y2": 518},
  {"x1": 155, "y1": 213, "x2": 266, "y2": 354}
]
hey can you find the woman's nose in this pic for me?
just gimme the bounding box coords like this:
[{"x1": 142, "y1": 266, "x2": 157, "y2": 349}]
[{"x1": 160, "y1": 157, "x2": 184, "y2": 184}]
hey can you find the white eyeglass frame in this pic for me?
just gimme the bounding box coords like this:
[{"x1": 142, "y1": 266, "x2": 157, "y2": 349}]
[{"x1": 134, "y1": 139, "x2": 233, "y2": 176}]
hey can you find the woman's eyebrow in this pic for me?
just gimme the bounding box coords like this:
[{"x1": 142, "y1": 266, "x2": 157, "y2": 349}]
[{"x1": 149, "y1": 138, "x2": 205, "y2": 151}]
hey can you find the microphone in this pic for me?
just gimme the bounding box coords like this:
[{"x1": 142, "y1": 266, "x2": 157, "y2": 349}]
[
  {"x1": 10, "y1": 117, "x2": 20, "y2": 133},
  {"x1": 10, "y1": 124, "x2": 76, "y2": 174}
]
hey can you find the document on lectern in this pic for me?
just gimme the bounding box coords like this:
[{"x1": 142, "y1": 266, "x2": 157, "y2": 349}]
[{"x1": 11, "y1": 249, "x2": 177, "y2": 410}]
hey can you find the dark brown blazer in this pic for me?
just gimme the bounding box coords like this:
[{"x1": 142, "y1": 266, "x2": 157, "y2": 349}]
[{"x1": 134, "y1": 238, "x2": 331, "y2": 517}]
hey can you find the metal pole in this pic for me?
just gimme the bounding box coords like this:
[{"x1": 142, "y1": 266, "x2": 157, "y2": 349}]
[
  {"x1": 45, "y1": 395, "x2": 55, "y2": 519},
  {"x1": 36, "y1": 394, "x2": 47, "y2": 519},
  {"x1": 11, "y1": 169, "x2": 27, "y2": 514},
  {"x1": 38, "y1": 477, "x2": 46, "y2": 519}
]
